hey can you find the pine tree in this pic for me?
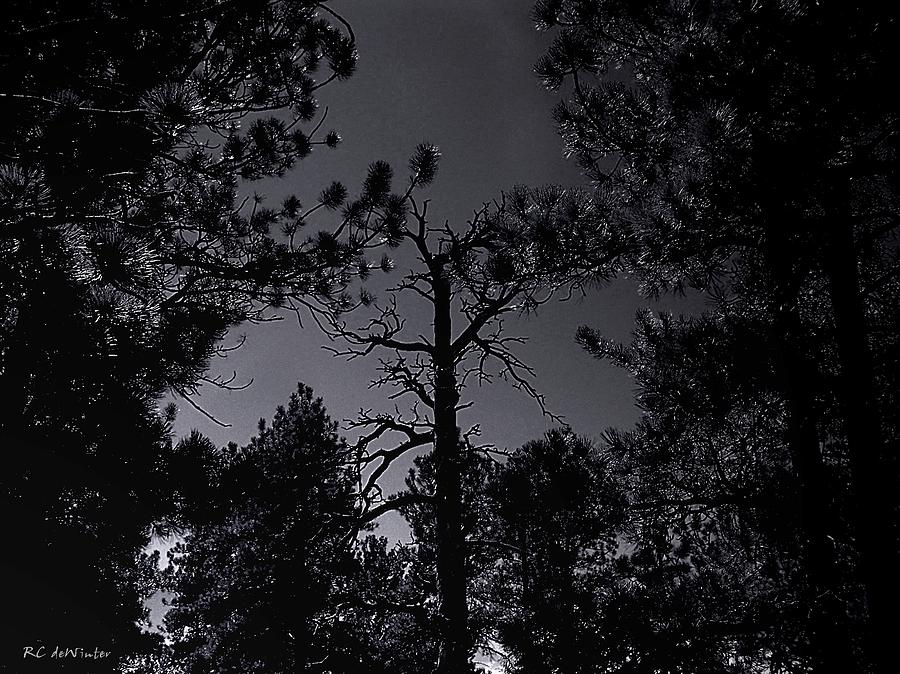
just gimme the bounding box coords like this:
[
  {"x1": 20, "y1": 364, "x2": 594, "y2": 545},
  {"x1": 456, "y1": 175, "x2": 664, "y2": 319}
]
[
  {"x1": 580, "y1": 309, "x2": 848, "y2": 671},
  {"x1": 0, "y1": 2, "x2": 375, "y2": 665},
  {"x1": 313, "y1": 147, "x2": 628, "y2": 672},
  {"x1": 165, "y1": 384, "x2": 359, "y2": 673},
  {"x1": 535, "y1": 2, "x2": 900, "y2": 670},
  {"x1": 483, "y1": 430, "x2": 625, "y2": 674}
]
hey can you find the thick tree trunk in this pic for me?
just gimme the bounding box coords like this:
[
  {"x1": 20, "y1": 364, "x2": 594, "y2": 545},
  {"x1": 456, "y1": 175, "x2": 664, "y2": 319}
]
[
  {"x1": 823, "y1": 185, "x2": 898, "y2": 674},
  {"x1": 766, "y1": 228, "x2": 857, "y2": 672},
  {"x1": 772, "y1": 305, "x2": 856, "y2": 672},
  {"x1": 432, "y1": 276, "x2": 472, "y2": 674}
]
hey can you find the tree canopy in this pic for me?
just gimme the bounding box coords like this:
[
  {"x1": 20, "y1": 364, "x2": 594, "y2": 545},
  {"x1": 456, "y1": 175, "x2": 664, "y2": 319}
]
[
  {"x1": 4, "y1": 3, "x2": 899, "y2": 674},
  {"x1": 163, "y1": 385, "x2": 358, "y2": 673},
  {"x1": 536, "y1": 1, "x2": 900, "y2": 671},
  {"x1": 1, "y1": 0, "x2": 367, "y2": 664}
]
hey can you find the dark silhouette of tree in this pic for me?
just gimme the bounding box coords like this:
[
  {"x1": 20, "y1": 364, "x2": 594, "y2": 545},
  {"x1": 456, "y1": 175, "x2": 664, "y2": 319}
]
[
  {"x1": 481, "y1": 430, "x2": 625, "y2": 674},
  {"x1": 535, "y1": 1, "x2": 900, "y2": 670},
  {"x1": 388, "y1": 441, "x2": 501, "y2": 674},
  {"x1": 310, "y1": 145, "x2": 628, "y2": 672},
  {"x1": 151, "y1": 386, "x2": 446, "y2": 674},
  {"x1": 482, "y1": 427, "x2": 782, "y2": 673},
  {"x1": 0, "y1": 1, "x2": 381, "y2": 666},
  {"x1": 336, "y1": 535, "x2": 441, "y2": 674},
  {"x1": 580, "y1": 309, "x2": 851, "y2": 672},
  {"x1": 163, "y1": 384, "x2": 359, "y2": 673},
  {"x1": 482, "y1": 333, "x2": 864, "y2": 673},
  {"x1": 1, "y1": 0, "x2": 361, "y2": 424}
]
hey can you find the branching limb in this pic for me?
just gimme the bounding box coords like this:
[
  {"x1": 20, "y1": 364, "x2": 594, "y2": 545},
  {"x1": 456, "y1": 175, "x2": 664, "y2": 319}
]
[{"x1": 173, "y1": 387, "x2": 231, "y2": 427}]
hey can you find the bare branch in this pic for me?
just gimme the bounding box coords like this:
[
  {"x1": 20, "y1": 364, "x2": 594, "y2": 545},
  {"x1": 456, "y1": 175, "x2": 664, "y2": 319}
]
[
  {"x1": 466, "y1": 539, "x2": 524, "y2": 557},
  {"x1": 174, "y1": 388, "x2": 231, "y2": 427}
]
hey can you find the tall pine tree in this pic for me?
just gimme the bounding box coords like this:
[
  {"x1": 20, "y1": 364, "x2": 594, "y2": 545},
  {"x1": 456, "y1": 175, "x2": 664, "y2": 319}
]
[{"x1": 535, "y1": 1, "x2": 900, "y2": 670}]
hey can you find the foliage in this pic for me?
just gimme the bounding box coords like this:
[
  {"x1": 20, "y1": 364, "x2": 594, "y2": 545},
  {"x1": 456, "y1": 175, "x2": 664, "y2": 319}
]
[
  {"x1": 1, "y1": 0, "x2": 361, "y2": 402},
  {"x1": 482, "y1": 430, "x2": 625, "y2": 674},
  {"x1": 535, "y1": 1, "x2": 900, "y2": 671},
  {"x1": 0, "y1": 2, "x2": 376, "y2": 663},
  {"x1": 534, "y1": 0, "x2": 898, "y2": 294},
  {"x1": 338, "y1": 535, "x2": 441, "y2": 674},
  {"x1": 158, "y1": 384, "x2": 453, "y2": 674},
  {"x1": 582, "y1": 311, "x2": 839, "y2": 673},
  {"x1": 309, "y1": 146, "x2": 628, "y2": 671},
  {"x1": 481, "y1": 418, "x2": 824, "y2": 673},
  {"x1": 164, "y1": 384, "x2": 359, "y2": 673}
]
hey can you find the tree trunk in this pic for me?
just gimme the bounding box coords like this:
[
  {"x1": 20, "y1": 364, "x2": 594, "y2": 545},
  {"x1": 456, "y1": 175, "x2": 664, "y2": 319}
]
[
  {"x1": 432, "y1": 275, "x2": 472, "y2": 674},
  {"x1": 766, "y1": 226, "x2": 857, "y2": 672},
  {"x1": 773, "y1": 305, "x2": 856, "y2": 672},
  {"x1": 823, "y1": 182, "x2": 898, "y2": 674}
]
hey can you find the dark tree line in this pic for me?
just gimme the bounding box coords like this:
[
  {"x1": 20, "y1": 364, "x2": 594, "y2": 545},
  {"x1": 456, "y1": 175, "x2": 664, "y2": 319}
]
[{"x1": 3, "y1": 2, "x2": 899, "y2": 674}]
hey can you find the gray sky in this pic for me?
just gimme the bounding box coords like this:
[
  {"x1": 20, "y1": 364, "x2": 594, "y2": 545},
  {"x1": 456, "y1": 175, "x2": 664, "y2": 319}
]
[{"x1": 169, "y1": 0, "x2": 698, "y2": 540}]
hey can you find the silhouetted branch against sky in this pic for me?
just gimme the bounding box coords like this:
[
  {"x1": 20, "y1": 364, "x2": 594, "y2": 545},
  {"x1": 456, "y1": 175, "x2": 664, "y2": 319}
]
[
  {"x1": 166, "y1": 2, "x2": 685, "y2": 484},
  {"x1": 308, "y1": 164, "x2": 628, "y2": 519}
]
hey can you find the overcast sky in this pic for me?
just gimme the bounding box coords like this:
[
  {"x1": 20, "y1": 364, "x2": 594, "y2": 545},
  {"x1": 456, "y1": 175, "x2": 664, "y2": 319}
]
[{"x1": 168, "y1": 0, "x2": 700, "y2": 540}]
